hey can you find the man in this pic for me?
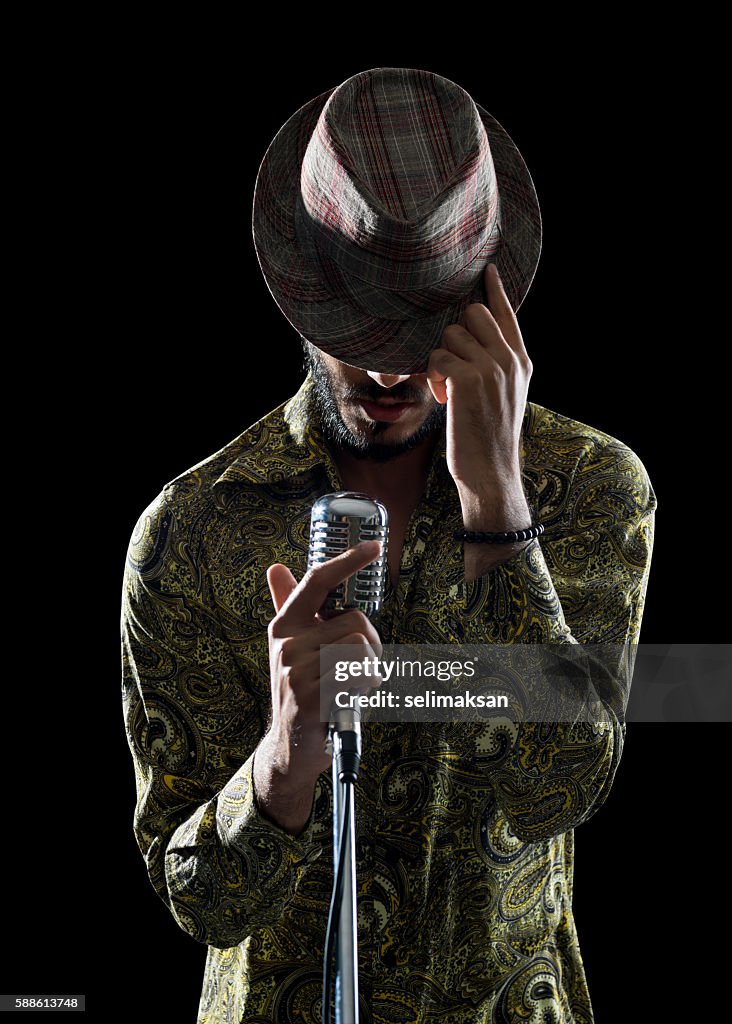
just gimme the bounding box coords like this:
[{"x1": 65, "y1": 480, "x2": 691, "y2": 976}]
[{"x1": 121, "y1": 68, "x2": 656, "y2": 1023}]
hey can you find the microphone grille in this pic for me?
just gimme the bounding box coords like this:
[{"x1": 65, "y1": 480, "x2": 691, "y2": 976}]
[{"x1": 308, "y1": 491, "x2": 389, "y2": 616}]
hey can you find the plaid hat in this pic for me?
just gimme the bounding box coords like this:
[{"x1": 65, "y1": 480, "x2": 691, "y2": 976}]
[{"x1": 252, "y1": 67, "x2": 541, "y2": 374}]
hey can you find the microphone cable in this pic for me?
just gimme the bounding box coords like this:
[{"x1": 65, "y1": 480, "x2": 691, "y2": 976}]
[{"x1": 322, "y1": 774, "x2": 353, "y2": 1024}]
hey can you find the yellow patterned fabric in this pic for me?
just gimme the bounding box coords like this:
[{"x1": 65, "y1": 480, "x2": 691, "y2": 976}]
[{"x1": 120, "y1": 372, "x2": 656, "y2": 1023}]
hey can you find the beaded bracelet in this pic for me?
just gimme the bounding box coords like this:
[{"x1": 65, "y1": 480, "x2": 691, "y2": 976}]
[{"x1": 453, "y1": 523, "x2": 544, "y2": 544}]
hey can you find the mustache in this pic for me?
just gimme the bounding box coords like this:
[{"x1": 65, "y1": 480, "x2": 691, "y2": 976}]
[{"x1": 342, "y1": 381, "x2": 425, "y2": 403}]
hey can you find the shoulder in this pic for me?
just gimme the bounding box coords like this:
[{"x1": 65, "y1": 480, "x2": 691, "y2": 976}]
[
  {"x1": 125, "y1": 400, "x2": 292, "y2": 555},
  {"x1": 523, "y1": 402, "x2": 657, "y2": 523}
]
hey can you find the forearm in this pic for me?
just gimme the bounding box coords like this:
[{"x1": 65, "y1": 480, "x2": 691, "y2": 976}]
[
  {"x1": 162, "y1": 747, "x2": 328, "y2": 948},
  {"x1": 463, "y1": 715, "x2": 625, "y2": 842},
  {"x1": 415, "y1": 528, "x2": 644, "y2": 841}
]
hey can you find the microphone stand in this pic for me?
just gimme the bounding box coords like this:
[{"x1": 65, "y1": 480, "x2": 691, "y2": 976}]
[
  {"x1": 309, "y1": 491, "x2": 388, "y2": 1024},
  {"x1": 324, "y1": 705, "x2": 361, "y2": 1024}
]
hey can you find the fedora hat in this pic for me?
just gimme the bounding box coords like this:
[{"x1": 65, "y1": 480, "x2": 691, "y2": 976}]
[{"x1": 252, "y1": 67, "x2": 541, "y2": 374}]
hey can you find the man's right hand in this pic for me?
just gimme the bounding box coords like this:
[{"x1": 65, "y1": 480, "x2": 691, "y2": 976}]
[{"x1": 258, "y1": 540, "x2": 383, "y2": 806}]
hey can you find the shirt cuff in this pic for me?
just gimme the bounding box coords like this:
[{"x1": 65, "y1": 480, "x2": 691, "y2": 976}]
[
  {"x1": 217, "y1": 749, "x2": 330, "y2": 869},
  {"x1": 445, "y1": 538, "x2": 572, "y2": 643}
]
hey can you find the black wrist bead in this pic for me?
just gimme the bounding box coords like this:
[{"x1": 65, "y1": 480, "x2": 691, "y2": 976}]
[{"x1": 453, "y1": 523, "x2": 545, "y2": 544}]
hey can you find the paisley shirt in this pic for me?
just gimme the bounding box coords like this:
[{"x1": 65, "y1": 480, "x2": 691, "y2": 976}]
[{"x1": 120, "y1": 372, "x2": 656, "y2": 1024}]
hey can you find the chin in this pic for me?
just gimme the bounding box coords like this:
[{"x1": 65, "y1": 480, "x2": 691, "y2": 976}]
[{"x1": 361, "y1": 423, "x2": 416, "y2": 445}]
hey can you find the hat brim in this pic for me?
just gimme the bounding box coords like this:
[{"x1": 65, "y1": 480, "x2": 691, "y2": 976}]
[{"x1": 252, "y1": 83, "x2": 542, "y2": 374}]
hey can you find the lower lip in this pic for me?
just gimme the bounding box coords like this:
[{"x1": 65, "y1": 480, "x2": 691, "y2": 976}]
[{"x1": 359, "y1": 400, "x2": 416, "y2": 422}]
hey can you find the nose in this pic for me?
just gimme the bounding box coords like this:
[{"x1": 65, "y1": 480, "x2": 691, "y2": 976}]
[{"x1": 366, "y1": 372, "x2": 412, "y2": 388}]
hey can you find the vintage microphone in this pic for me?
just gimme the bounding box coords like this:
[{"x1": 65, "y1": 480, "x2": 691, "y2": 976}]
[{"x1": 307, "y1": 492, "x2": 389, "y2": 1024}]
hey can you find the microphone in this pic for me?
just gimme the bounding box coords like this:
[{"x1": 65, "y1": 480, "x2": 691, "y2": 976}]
[{"x1": 307, "y1": 492, "x2": 389, "y2": 771}]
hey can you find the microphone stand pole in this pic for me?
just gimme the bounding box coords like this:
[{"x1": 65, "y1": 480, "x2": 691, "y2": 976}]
[{"x1": 326, "y1": 705, "x2": 361, "y2": 1024}]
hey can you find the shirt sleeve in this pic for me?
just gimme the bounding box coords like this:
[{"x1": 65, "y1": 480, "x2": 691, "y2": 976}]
[
  {"x1": 120, "y1": 488, "x2": 330, "y2": 949},
  {"x1": 413, "y1": 435, "x2": 657, "y2": 842}
]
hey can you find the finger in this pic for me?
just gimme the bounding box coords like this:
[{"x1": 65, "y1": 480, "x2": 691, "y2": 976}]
[
  {"x1": 458, "y1": 307, "x2": 516, "y2": 371},
  {"x1": 318, "y1": 608, "x2": 383, "y2": 657},
  {"x1": 267, "y1": 563, "x2": 299, "y2": 614},
  {"x1": 288, "y1": 608, "x2": 383, "y2": 659},
  {"x1": 320, "y1": 635, "x2": 382, "y2": 708},
  {"x1": 427, "y1": 346, "x2": 483, "y2": 384},
  {"x1": 426, "y1": 347, "x2": 470, "y2": 404},
  {"x1": 441, "y1": 326, "x2": 499, "y2": 368},
  {"x1": 276, "y1": 540, "x2": 383, "y2": 629},
  {"x1": 482, "y1": 262, "x2": 530, "y2": 360},
  {"x1": 426, "y1": 371, "x2": 447, "y2": 405},
  {"x1": 320, "y1": 635, "x2": 381, "y2": 688}
]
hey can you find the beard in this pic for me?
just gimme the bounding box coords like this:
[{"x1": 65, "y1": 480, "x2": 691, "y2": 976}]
[{"x1": 301, "y1": 341, "x2": 446, "y2": 463}]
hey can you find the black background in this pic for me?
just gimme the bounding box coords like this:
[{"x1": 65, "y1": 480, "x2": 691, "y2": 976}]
[{"x1": 7, "y1": 33, "x2": 724, "y2": 1023}]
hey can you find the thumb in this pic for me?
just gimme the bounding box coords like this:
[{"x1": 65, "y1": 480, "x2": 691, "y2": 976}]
[
  {"x1": 427, "y1": 375, "x2": 447, "y2": 405},
  {"x1": 267, "y1": 563, "x2": 299, "y2": 614}
]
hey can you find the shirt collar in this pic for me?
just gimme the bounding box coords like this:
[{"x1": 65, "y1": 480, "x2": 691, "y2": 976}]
[{"x1": 212, "y1": 371, "x2": 449, "y2": 492}]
